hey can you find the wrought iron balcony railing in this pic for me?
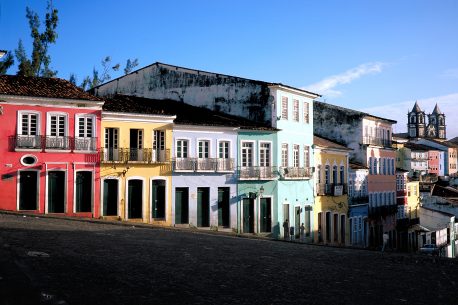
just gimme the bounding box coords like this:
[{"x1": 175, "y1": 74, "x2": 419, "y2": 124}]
[
  {"x1": 13, "y1": 135, "x2": 98, "y2": 152},
  {"x1": 316, "y1": 183, "x2": 348, "y2": 196},
  {"x1": 172, "y1": 158, "x2": 235, "y2": 172},
  {"x1": 238, "y1": 166, "x2": 277, "y2": 180},
  {"x1": 216, "y1": 158, "x2": 235, "y2": 172},
  {"x1": 362, "y1": 136, "x2": 392, "y2": 148},
  {"x1": 280, "y1": 167, "x2": 312, "y2": 179},
  {"x1": 100, "y1": 148, "x2": 170, "y2": 163}
]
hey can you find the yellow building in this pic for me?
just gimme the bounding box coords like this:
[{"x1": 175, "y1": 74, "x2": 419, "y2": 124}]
[
  {"x1": 99, "y1": 96, "x2": 175, "y2": 226},
  {"x1": 313, "y1": 136, "x2": 351, "y2": 245},
  {"x1": 406, "y1": 181, "x2": 420, "y2": 218}
]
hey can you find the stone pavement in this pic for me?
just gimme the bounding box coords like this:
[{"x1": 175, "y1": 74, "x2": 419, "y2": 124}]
[{"x1": 0, "y1": 213, "x2": 457, "y2": 305}]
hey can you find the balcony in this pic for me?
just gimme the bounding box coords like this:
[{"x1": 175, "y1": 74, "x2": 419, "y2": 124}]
[
  {"x1": 100, "y1": 148, "x2": 170, "y2": 163},
  {"x1": 280, "y1": 167, "x2": 312, "y2": 179},
  {"x1": 316, "y1": 183, "x2": 348, "y2": 196},
  {"x1": 238, "y1": 166, "x2": 277, "y2": 180},
  {"x1": 362, "y1": 136, "x2": 392, "y2": 148},
  {"x1": 172, "y1": 158, "x2": 235, "y2": 173},
  {"x1": 349, "y1": 195, "x2": 369, "y2": 205},
  {"x1": 12, "y1": 135, "x2": 98, "y2": 152},
  {"x1": 368, "y1": 205, "x2": 398, "y2": 219}
]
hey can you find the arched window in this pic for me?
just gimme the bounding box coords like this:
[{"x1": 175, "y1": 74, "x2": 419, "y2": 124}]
[{"x1": 410, "y1": 115, "x2": 416, "y2": 123}]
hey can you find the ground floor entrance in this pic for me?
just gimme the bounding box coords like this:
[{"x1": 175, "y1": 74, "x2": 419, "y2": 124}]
[
  {"x1": 103, "y1": 179, "x2": 118, "y2": 216},
  {"x1": 48, "y1": 171, "x2": 65, "y2": 213},
  {"x1": 175, "y1": 187, "x2": 189, "y2": 224},
  {"x1": 128, "y1": 179, "x2": 143, "y2": 219},
  {"x1": 19, "y1": 171, "x2": 38, "y2": 210}
]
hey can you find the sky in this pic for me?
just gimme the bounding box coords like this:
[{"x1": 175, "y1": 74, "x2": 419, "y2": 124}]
[{"x1": 1, "y1": 0, "x2": 458, "y2": 138}]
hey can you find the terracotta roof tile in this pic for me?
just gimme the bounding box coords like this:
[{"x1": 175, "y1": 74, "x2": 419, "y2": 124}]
[
  {"x1": 313, "y1": 135, "x2": 352, "y2": 151},
  {"x1": 0, "y1": 75, "x2": 102, "y2": 101}
]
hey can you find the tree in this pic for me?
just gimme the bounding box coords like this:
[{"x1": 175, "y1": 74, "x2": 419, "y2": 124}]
[
  {"x1": 0, "y1": 53, "x2": 14, "y2": 75},
  {"x1": 15, "y1": 1, "x2": 58, "y2": 77},
  {"x1": 124, "y1": 58, "x2": 139, "y2": 75}
]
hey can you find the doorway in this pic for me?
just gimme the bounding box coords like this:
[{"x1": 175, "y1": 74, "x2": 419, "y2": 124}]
[
  {"x1": 151, "y1": 180, "x2": 166, "y2": 219},
  {"x1": 175, "y1": 187, "x2": 189, "y2": 224},
  {"x1": 103, "y1": 179, "x2": 118, "y2": 216},
  {"x1": 260, "y1": 198, "x2": 271, "y2": 233},
  {"x1": 48, "y1": 171, "x2": 65, "y2": 213},
  {"x1": 75, "y1": 171, "x2": 92, "y2": 213},
  {"x1": 128, "y1": 179, "x2": 143, "y2": 219},
  {"x1": 197, "y1": 187, "x2": 210, "y2": 227},
  {"x1": 19, "y1": 171, "x2": 38, "y2": 210},
  {"x1": 218, "y1": 187, "x2": 230, "y2": 227},
  {"x1": 243, "y1": 198, "x2": 254, "y2": 233}
]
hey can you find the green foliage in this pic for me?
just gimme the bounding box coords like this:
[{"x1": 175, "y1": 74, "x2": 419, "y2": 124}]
[
  {"x1": 15, "y1": 1, "x2": 58, "y2": 77},
  {"x1": 0, "y1": 52, "x2": 14, "y2": 75},
  {"x1": 124, "y1": 58, "x2": 139, "y2": 75}
]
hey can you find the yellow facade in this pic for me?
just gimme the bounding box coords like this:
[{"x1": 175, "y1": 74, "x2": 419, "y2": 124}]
[
  {"x1": 100, "y1": 112, "x2": 174, "y2": 226},
  {"x1": 406, "y1": 181, "x2": 420, "y2": 219},
  {"x1": 313, "y1": 142, "x2": 350, "y2": 245}
]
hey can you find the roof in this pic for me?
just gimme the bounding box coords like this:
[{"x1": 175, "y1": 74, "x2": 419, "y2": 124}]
[
  {"x1": 393, "y1": 133, "x2": 409, "y2": 139},
  {"x1": 396, "y1": 168, "x2": 409, "y2": 173},
  {"x1": 431, "y1": 184, "x2": 458, "y2": 198},
  {"x1": 93, "y1": 62, "x2": 320, "y2": 98},
  {"x1": 0, "y1": 75, "x2": 102, "y2": 101},
  {"x1": 404, "y1": 142, "x2": 435, "y2": 151},
  {"x1": 314, "y1": 101, "x2": 397, "y2": 124},
  {"x1": 103, "y1": 94, "x2": 276, "y2": 130},
  {"x1": 420, "y1": 138, "x2": 458, "y2": 149},
  {"x1": 349, "y1": 162, "x2": 368, "y2": 170},
  {"x1": 449, "y1": 136, "x2": 458, "y2": 144},
  {"x1": 411, "y1": 101, "x2": 423, "y2": 113},
  {"x1": 313, "y1": 135, "x2": 351, "y2": 151},
  {"x1": 432, "y1": 103, "x2": 442, "y2": 114}
]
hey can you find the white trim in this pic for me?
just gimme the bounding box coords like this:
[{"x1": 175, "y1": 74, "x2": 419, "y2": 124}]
[
  {"x1": 149, "y1": 176, "x2": 169, "y2": 222},
  {"x1": 17, "y1": 110, "x2": 41, "y2": 136},
  {"x1": 16, "y1": 169, "x2": 40, "y2": 211},
  {"x1": 125, "y1": 176, "x2": 146, "y2": 221},
  {"x1": 196, "y1": 138, "x2": 212, "y2": 158},
  {"x1": 268, "y1": 84, "x2": 320, "y2": 99},
  {"x1": 73, "y1": 169, "x2": 95, "y2": 214},
  {"x1": 103, "y1": 111, "x2": 175, "y2": 123},
  {"x1": 175, "y1": 137, "x2": 191, "y2": 158},
  {"x1": 258, "y1": 195, "x2": 273, "y2": 234},
  {"x1": 258, "y1": 140, "x2": 273, "y2": 168},
  {"x1": 46, "y1": 111, "x2": 69, "y2": 136},
  {"x1": 240, "y1": 140, "x2": 256, "y2": 167},
  {"x1": 45, "y1": 168, "x2": 67, "y2": 214},
  {"x1": 20, "y1": 154, "x2": 38, "y2": 167},
  {"x1": 75, "y1": 113, "x2": 97, "y2": 138},
  {"x1": 0, "y1": 95, "x2": 104, "y2": 109},
  {"x1": 100, "y1": 176, "x2": 121, "y2": 217}
]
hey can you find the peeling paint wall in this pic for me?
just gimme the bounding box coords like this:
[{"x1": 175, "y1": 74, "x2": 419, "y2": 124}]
[
  {"x1": 313, "y1": 102, "x2": 364, "y2": 163},
  {"x1": 95, "y1": 64, "x2": 273, "y2": 125}
]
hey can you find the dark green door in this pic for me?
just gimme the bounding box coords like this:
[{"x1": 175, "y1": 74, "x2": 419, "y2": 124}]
[
  {"x1": 75, "y1": 171, "x2": 92, "y2": 212},
  {"x1": 243, "y1": 198, "x2": 254, "y2": 233},
  {"x1": 19, "y1": 171, "x2": 38, "y2": 210},
  {"x1": 197, "y1": 187, "x2": 210, "y2": 227},
  {"x1": 175, "y1": 187, "x2": 189, "y2": 224},
  {"x1": 260, "y1": 198, "x2": 271, "y2": 233},
  {"x1": 295, "y1": 206, "x2": 301, "y2": 238},
  {"x1": 128, "y1": 179, "x2": 143, "y2": 219},
  {"x1": 152, "y1": 180, "x2": 166, "y2": 219},
  {"x1": 218, "y1": 187, "x2": 230, "y2": 227},
  {"x1": 103, "y1": 179, "x2": 118, "y2": 216},
  {"x1": 48, "y1": 171, "x2": 65, "y2": 213}
]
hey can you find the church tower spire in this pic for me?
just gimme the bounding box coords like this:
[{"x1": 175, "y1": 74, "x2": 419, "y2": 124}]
[{"x1": 407, "y1": 101, "x2": 426, "y2": 138}]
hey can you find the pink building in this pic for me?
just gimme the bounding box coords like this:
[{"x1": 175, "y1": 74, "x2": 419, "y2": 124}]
[
  {"x1": 427, "y1": 149, "x2": 445, "y2": 176},
  {"x1": 0, "y1": 76, "x2": 103, "y2": 217}
]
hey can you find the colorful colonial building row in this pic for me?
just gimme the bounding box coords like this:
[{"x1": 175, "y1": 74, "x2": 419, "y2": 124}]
[{"x1": 2, "y1": 66, "x2": 435, "y2": 252}]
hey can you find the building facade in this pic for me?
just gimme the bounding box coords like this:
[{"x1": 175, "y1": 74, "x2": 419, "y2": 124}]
[
  {"x1": 0, "y1": 75, "x2": 103, "y2": 217},
  {"x1": 348, "y1": 162, "x2": 369, "y2": 247}
]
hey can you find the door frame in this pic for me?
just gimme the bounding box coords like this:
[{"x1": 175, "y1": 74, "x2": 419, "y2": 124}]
[
  {"x1": 100, "y1": 176, "x2": 121, "y2": 217},
  {"x1": 125, "y1": 176, "x2": 145, "y2": 220},
  {"x1": 45, "y1": 168, "x2": 67, "y2": 214},
  {"x1": 242, "y1": 197, "x2": 255, "y2": 233},
  {"x1": 73, "y1": 169, "x2": 94, "y2": 213},
  {"x1": 258, "y1": 195, "x2": 273, "y2": 233},
  {"x1": 16, "y1": 169, "x2": 40, "y2": 211},
  {"x1": 149, "y1": 176, "x2": 168, "y2": 222}
]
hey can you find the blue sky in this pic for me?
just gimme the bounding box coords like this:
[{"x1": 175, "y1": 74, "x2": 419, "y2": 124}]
[{"x1": 1, "y1": 0, "x2": 458, "y2": 138}]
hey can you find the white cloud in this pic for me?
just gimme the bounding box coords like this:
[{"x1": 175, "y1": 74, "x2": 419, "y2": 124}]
[
  {"x1": 441, "y1": 68, "x2": 458, "y2": 79},
  {"x1": 361, "y1": 93, "x2": 458, "y2": 139},
  {"x1": 304, "y1": 62, "x2": 385, "y2": 97}
]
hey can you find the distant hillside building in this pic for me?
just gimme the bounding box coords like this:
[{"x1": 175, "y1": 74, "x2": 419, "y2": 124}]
[{"x1": 408, "y1": 102, "x2": 446, "y2": 140}]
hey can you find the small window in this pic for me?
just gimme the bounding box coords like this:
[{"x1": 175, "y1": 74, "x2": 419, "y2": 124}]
[
  {"x1": 303, "y1": 102, "x2": 309, "y2": 123},
  {"x1": 20, "y1": 155, "x2": 38, "y2": 166},
  {"x1": 292, "y1": 99, "x2": 299, "y2": 122}
]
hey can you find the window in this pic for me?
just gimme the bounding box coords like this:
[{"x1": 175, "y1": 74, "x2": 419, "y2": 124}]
[
  {"x1": 176, "y1": 140, "x2": 188, "y2": 158},
  {"x1": 383, "y1": 158, "x2": 386, "y2": 175},
  {"x1": 293, "y1": 145, "x2": 299, "y2": 167},
  {"x1": 198, "y1": 140, "x2": 210, "y2": 159},
  {"x1": 259, "y1": 143, "x2": 271, "y2": 167},
  {"x1": 219, "y1": 141, "x2": 230, "y2": 159},
  {"x1": 303, "y1": 101, "x2": 309, "y2": 123},
  {"x1": 48, "y1": 113, "x2": 67, "y2": 137},
  {"x1": 77, "y1": 115, "x2": 94, "y2": 138},
  {"x1": 369, "y1": 157, "x2": 373, "y2": 175},
  {"x1": 281, "y1": 143, "x2": 288, "y2": 167},
  {"x1": 19, "y1": 112, "x2": 39, "y2": 136},
  {"x1": 292, "y1": 99, "x2": 299, "y2": 122},
  {"x1": 241, "y1": 142, "x2": 253, "y2": 167},
  {"x1": 325, "y1": 165, "x2": 330, "y2": 184},
  {"x1": 317, "y1": 165, "x2": 322, "y2": 184},
  {"x1": 304, "y1": 145, "x2": 310, "y2": 168},
  {"x1": 332, "y1": 165, "x2": 338, "y2": 184},
  {"x1": 153, "y1": 130, "x2": 166, "y2": 161},
  {"x1": 281, "y1": 96, "x2": 288, "y2": 120},
  {"x1": 340, "y1": 166, "x2": 345, "y2": 184},
  {"x1": 373, "y1": 158, "x2": 378, "y2": 175}
]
